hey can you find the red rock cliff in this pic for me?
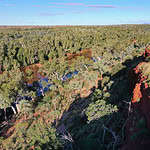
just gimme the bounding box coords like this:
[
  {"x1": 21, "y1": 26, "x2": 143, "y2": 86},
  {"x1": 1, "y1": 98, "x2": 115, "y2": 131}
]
[{"x1": 122, "y1": 47, "x2": 150, "y2": 150}]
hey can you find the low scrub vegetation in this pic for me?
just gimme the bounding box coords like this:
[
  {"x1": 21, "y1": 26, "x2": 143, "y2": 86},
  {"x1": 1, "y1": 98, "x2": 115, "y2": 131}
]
[{"x1": 0, "y1": 25, "x2": 150, "y2": 149}]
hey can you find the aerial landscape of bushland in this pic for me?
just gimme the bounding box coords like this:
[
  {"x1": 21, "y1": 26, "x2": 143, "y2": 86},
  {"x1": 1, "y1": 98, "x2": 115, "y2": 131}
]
[{"x1": 0, "y1": 24, "x2": 150, "y2": 150}]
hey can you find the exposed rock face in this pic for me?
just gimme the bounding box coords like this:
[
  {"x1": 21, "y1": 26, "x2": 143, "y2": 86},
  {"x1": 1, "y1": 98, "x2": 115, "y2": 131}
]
[{"x1": 122, "y1": 49, "x2": 150, "y2": 150}]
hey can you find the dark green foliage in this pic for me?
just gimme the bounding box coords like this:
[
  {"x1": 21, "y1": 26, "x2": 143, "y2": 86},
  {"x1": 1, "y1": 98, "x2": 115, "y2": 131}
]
[
  {"x1": 1, "y1": 118, "x2": 62, "y2": 150},
  {"x1": 0, "y1": 25, "x2": 150, "y2": 149}
]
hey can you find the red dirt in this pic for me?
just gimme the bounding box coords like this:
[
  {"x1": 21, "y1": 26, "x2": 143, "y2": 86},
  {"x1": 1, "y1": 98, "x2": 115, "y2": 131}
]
[
  {"x1": 66, "y1": 49, "x2": 92, "y2": 64},
  {"x1": 21, "y1": 63, "x2": 44, "y2": 84}
]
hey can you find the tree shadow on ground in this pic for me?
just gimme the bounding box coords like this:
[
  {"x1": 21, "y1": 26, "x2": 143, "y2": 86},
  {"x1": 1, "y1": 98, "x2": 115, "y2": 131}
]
[{"x1": 45, "y1": 55, "x2": 144, "y2": 150}]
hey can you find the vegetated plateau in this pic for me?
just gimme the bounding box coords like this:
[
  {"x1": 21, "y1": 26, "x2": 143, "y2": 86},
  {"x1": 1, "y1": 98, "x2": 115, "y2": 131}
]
[{"x1": 0, "y1": 25, "x2": 150, "y2": 150}]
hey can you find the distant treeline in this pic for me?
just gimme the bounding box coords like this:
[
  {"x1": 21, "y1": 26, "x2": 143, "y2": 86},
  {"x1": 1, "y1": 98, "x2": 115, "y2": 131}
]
[{"x1": 0, "y1": 24, "x2": 150, "y2": 72}]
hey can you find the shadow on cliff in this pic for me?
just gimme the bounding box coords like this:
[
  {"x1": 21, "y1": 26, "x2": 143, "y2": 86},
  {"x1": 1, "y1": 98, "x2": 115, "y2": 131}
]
[{"x1": 44, "y1": 55, "x2": 145, "y2": 150}]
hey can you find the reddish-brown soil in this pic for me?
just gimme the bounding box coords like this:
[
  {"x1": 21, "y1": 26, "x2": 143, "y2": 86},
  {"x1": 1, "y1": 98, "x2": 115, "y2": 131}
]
[
  {"x1": 66, "y1": 48, "x2": 92, "y2": 63},
  {"x1": 21, "y1": 63, "x2": 44, "y2": 84}
]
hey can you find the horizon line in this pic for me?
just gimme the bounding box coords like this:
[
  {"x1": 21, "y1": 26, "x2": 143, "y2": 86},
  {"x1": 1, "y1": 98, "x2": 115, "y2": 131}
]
[{"x1": 0, "y1": 23, "x2": 149, "y2": 27}]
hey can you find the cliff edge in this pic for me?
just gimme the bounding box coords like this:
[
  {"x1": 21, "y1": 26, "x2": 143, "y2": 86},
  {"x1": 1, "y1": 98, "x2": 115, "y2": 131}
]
[{"x1": 122, "y1": 46, "x2": 150, "y2": 150}]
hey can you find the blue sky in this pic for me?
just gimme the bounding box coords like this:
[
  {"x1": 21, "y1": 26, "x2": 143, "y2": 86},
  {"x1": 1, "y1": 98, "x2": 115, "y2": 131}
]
[{"x1": 0, "y1": 0, "x2": 149, "y2": 25}]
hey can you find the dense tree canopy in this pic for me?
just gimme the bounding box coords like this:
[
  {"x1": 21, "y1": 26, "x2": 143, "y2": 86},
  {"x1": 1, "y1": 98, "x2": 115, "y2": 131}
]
[{"x1": 0, "y1": 25, "x2": 150, "y2": 149}]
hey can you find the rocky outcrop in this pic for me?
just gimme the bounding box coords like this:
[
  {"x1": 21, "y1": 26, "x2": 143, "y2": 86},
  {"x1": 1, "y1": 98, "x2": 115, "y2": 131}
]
[
  {"x1": 122, "y1": 48, "x2": 150, "y2": 150},
  {"x1": 143, "y1": 46, "x2": 150, "y2": 58}
]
